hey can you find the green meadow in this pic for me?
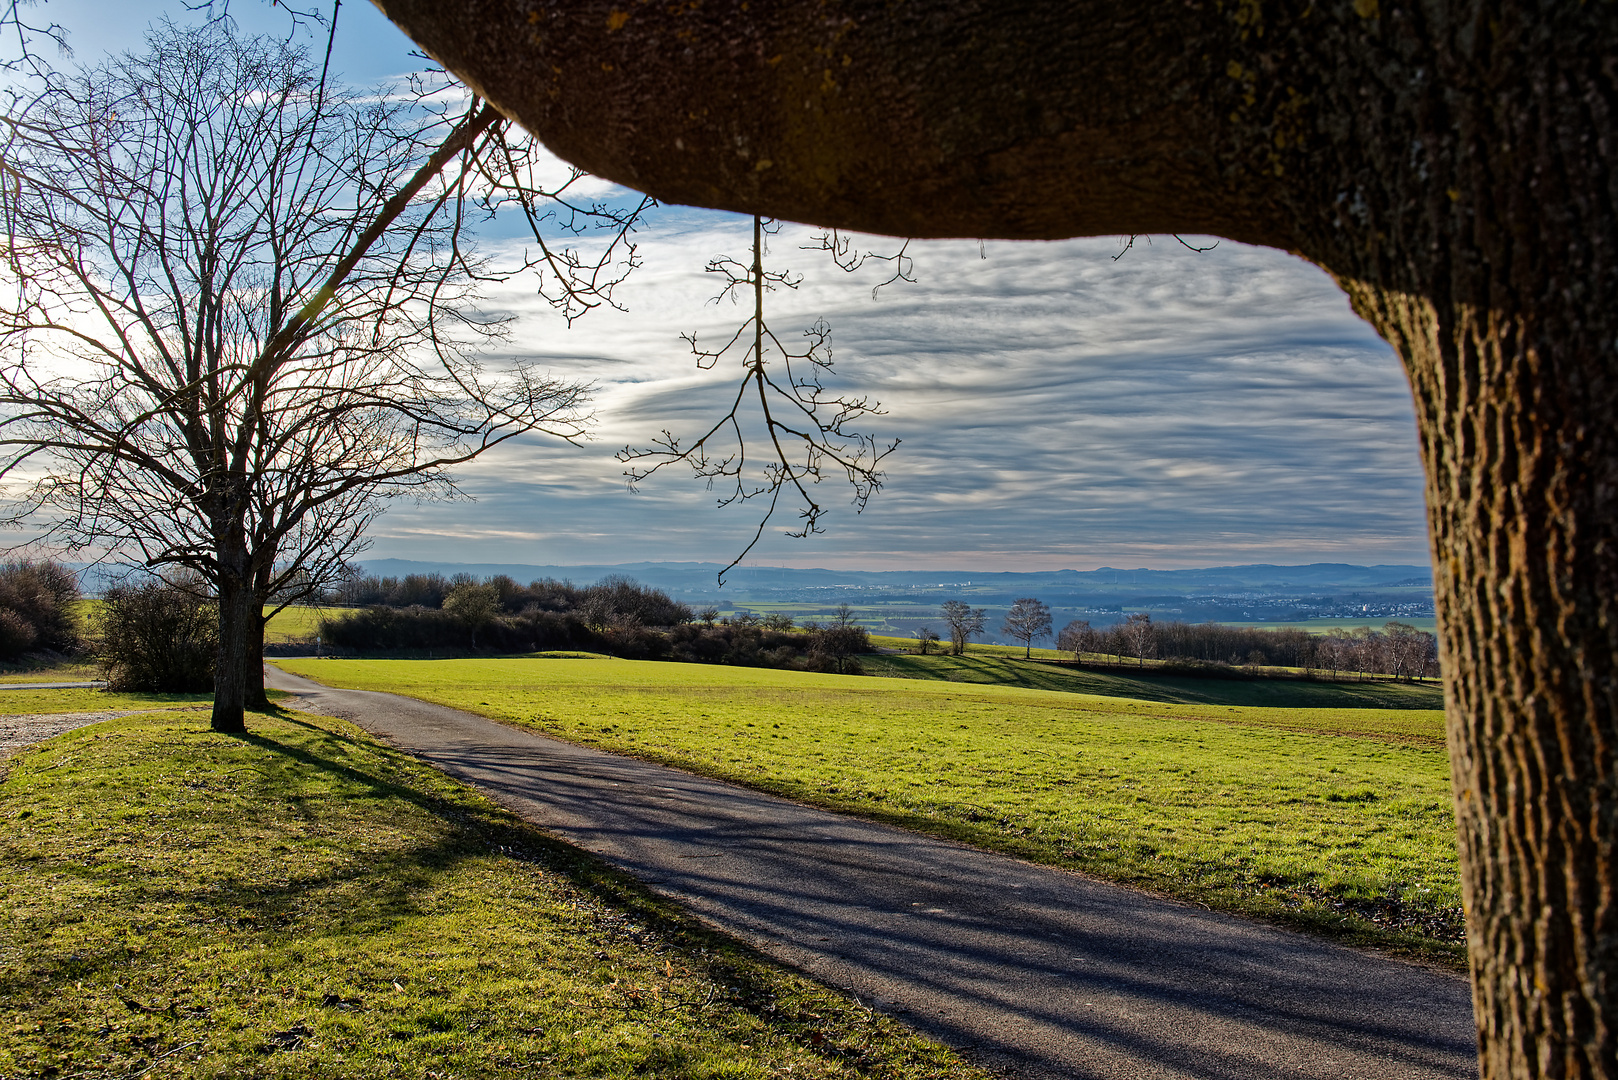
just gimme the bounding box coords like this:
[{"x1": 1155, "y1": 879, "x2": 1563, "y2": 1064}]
[
  {"x1": 0, "y1": 705, "x2": 983, "y2": 1080},
  {"x1": 0, "y1": 660, "x2": 102, "y2": 684},
  {"x1": 277, "y1": 656, "x2": 1464, "y2": 964}
]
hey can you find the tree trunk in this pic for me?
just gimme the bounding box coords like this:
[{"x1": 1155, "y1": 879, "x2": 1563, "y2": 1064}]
[
  {"x1": 246, "y1": 611, "x2": 269, "y2": 711},
  {"x1": 374, "y1": 2, "x2": 1618, "y2": 1074},
  {"x1": 212, "y1": 539, "x2": 252, "y2": 734},
  {"x1": 1346, "y1": 278, "x2": 1618, "y2": 1078}
]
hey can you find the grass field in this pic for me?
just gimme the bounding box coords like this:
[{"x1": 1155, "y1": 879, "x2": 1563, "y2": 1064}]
[
  {"x1": 277, "y1": 656, "x2": 1463, "y2": 965},
  {"x1": 859, "y1": 651, "x2": 1445, "y2": 710},
  {"x1": 265, "y1": 605, "x2": 357, "y2": 643},
  {"x1": 1235, "y1": 618, "x2": 1439, "y2": 634},
  {"x1": 0, "y1": 707, "x2": 985, "y2": 1080},
  {"x1": 0, "y1": 659, "x2": 101, "y2": 684}
]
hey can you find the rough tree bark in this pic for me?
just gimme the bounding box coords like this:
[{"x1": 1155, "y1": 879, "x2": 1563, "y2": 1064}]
[
  {"x1": 369, "y1": 1, "x2": 1616, "y2": 1074},
  {"x1": 213, "y1": 518, "x2": 253, "y2": 736}
]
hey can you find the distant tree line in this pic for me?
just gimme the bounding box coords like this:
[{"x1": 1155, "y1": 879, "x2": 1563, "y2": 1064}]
[
  {"x1": 1054, "y1": 614, "x2": 1439, "y2": 681},
  {"x1": 318, "y1": 576, "x2": 872, "y2": 673}
]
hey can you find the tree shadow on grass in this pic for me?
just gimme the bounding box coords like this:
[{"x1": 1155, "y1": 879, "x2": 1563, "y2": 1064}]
[{"x1": 3, "y1": 707, "x2": 853, "y2": 1055}]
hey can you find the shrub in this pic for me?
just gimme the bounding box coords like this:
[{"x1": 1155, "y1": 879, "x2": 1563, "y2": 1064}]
[
  {"x1": 665, "y1": 623, "x2": 870, "y2": 673},
  {"x1": 0, "y1": 609, "x2": 37, "y2": 658},
  {"x1": 318, "y1": 605, "x2": 610, "y2": 655},
  {"x1": 0, "y1": 560, "x2": 81, "y2": 659},
  {"x1": 95, "y1": 581, "x2": 217, "y2": 691}
]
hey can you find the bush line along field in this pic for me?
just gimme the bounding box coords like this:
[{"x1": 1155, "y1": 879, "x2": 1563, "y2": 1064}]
[
  {"x1": 277, "y1": 657, "x2": 1464, "y2": 965},
  {"x1": 1, "y1": 705, "x2": 986, "y2": 1080}
]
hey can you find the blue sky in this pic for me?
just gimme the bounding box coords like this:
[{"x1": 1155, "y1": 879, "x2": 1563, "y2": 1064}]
[{"x1": 30, "y1": 2, "x2": 1432, "y2": 572}]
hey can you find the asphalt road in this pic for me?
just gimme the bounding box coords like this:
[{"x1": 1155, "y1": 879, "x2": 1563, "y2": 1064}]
[{"x1": 265, "y1": 665, "x2": 1478, "y2": 1080}]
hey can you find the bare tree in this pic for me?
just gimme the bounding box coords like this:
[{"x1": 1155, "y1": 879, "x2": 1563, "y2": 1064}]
[
  {"x1": 1380, "y1": 622, "x2": 1428, "y2": 683},
  {"x1": 939, "y1": 599, "x2": 986, "y2": 657},
  {"x1": 913, "y1": 626, "x2": 939, "y2": 655},
  {"x1": 1056, "y1": 618, "x2": 1096, "y2": 662},
  {"x1": 0, "y1": 21, "x2": 645, "y2": 730},
  {"x1": 1120, "y1": 613, "x2": 1154, "y2": 668},
  {"x1": 1002, "y1": 598, "x2": 1052, "y2": 659},
  {"x1": 1317, "y1": 631, "x2": 1353, "y2": 681}
]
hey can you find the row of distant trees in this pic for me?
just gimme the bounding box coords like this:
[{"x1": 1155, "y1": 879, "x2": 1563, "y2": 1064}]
[
  {"x1": 327, "y1": 572, "x2": 694, "y2": 629},
  {"x1": 1056, "y1": 613, "x2": 1439, "y2": 680},
  {"x1": 923, "y1": 596, "x2": 1439, "y2": 681},
  {"x1": 318, "y1": 577, "x2": 872, "y2": 673}
]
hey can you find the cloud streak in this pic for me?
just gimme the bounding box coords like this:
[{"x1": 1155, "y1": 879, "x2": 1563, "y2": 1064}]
[{"x1": 366, "y1": 214, "x2": 1430, "y2": 572}]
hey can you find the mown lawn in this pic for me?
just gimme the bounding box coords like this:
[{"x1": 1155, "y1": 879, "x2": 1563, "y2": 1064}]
[
  {"x1": 858, "y1": 651, "x2": 1445, "y2": 709},
  {"x1": 0, "y1": 709, "x2": 985, "y2": 1080},
  {"x1": 277, "y1": 657, "x2": 1464, "y2": 965}
]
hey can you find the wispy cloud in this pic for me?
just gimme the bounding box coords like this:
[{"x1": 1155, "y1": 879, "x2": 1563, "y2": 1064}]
[{"x1": 369, "y1": 215, "x2": 1430, "y2": 571}]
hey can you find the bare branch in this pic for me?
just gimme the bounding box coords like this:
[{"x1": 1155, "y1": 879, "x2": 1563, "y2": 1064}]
[
  {"x1": 619, "y1": 217, "x2": 897, "y2": 584},
  {"x1": 802, "y1": 229, "x2": 916, "y2": 298}
]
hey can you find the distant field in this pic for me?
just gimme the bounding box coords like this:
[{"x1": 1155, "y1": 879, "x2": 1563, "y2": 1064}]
[
  {"x1": 263, "y1": 604, "x2": 356, "y2": 643},
  {"x1": 277, "y1": 656, "x2": 1462, "y2": 964},
  {"x1": 1232, "y1": 617, "x2": 1439, "y2": 634},
  {"x1": 870, "y1": 634, "x2": 1073, "y2": 661},
  {"x1": 860, "y1": 650, "x2": 1445, "y2": 710},
  {"x1": 0, "y1": 688, "x2": 212, "y2": 714},
  {"x1": 731, "y1": 608, "x2": 1440, "y2": 639}
]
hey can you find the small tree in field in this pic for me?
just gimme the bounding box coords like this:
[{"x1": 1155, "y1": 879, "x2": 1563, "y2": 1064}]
[
  {"x1": 1002, "y1": 598, "x2": 1052, "y2": 659},
  {"x1": 810, "y1": 622, "x2": 869, "y2": 675},
  {"x1": 913, "y1": 626, "x2": 940, "y2": 655},
  {"x1": 1056, "y1": 619, "x2": 1095, "y2": 662},
  {"x1": 939, "y1": 600, "x2": 986, "y2": 656},
  {"x1": 443, "y1": 583, "x2": 500, "y2": 649}
]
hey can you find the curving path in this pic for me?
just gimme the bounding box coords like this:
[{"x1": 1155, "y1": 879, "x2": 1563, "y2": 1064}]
[{"x1": 266, "y1": 664, "x2": 1477, "y2": 1080}]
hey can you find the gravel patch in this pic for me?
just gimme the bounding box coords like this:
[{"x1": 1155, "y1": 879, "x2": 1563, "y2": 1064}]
[{"x1": 0, "y1": 708, "x2": 209, "y2": 760}]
